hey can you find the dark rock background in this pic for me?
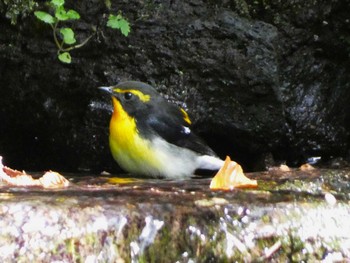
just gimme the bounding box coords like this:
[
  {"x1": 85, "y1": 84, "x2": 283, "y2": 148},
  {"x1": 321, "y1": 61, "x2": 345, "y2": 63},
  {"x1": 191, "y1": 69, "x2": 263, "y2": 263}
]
[{"x1": 0, "y1": 0, "x2": 349, "y2": 173}]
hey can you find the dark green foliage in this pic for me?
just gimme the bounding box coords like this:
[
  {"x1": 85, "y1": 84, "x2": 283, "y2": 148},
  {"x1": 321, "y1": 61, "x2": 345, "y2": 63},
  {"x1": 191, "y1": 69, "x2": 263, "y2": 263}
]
[{"x1": 1, "y1": 0, "x2": 38, "y2": 24}]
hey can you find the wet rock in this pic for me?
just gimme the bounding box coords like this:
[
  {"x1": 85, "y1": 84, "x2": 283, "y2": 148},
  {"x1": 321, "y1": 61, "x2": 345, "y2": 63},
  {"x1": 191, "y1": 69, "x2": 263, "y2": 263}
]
[
  {"x1": 0, "y1": 0, "x2": 349, "y2": 172},
  {"x1": 0, "y1": 168, "x2": 350, "y2": 261}
]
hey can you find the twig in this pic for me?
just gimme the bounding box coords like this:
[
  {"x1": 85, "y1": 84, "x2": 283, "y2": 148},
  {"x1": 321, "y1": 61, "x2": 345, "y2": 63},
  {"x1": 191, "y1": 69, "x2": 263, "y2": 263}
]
[
  {"x1": 50, "y1": 22, "x2": 62, "y2": 51},
  {"x1": 264, "y1": 240, "x2": 282, "y2": 259},
  {"x1": 61, "y1": 32, "x2": 96, "y2": 52}
]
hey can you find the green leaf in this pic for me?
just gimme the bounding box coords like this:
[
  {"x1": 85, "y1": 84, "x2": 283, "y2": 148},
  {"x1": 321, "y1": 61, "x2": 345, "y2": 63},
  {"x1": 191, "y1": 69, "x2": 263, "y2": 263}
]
[
  {"x1": 106, "y1": 14, "x2": 120, "y2": 28},
  {"x1": 51, "y1": 0, "x2": 64, "y2": 7},
  {"x1": 107, "y1": 14, "x2": 130, "y2": 36},
  {"x1": 118, "y1": 19, "x2": 130, "y2": 36},
  {"x1": 66, "y1": 10, "x2": 80, "y2": 20},
  {"x1": 60, "y1": 28, "x2": 76, "y2": 45},
  {"x1": 34, "y1": 11, "x2": 55, "y2": 24},
  {"x1": 55, "y1": 6, "x2": 68, "y2": 21},
  {"x1": 58, "y1": 52, "x2": 71, "y2": 63},
  {"x1": 55, "y1": 7, "x2": 80, "y2": 21}
]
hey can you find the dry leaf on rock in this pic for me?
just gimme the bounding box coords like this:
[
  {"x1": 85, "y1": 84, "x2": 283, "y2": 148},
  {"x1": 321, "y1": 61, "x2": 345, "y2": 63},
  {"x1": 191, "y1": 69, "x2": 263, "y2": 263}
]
[
  {"x1": 210, "y1": 156, "x2": 258, "y2": 190},
  {"x1": 0, "y1": 156, "x2": 69, "y2": 189},
  {"x1": 300, "y1": 163, "x2": 315, "y2": 171},
  {"x1": 278, "y1": 164, "x2": 290, "y2": 172}
]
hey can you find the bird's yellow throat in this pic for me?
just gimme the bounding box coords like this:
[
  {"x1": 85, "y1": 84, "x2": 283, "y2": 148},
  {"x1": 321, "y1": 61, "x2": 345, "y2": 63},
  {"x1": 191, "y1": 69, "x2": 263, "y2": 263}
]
[{"x1": 109, "y1": 97, "x2": 160, "y2": 173}]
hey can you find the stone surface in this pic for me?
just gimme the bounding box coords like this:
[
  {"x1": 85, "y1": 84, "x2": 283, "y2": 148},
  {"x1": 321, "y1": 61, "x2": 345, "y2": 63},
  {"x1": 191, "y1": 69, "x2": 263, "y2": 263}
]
[
  {"x1": 0, "y1": 0, "x2": 349, "y2": 173},
  {"x1": 0, "y1": 168, "x2": 349, "y2": 262}
]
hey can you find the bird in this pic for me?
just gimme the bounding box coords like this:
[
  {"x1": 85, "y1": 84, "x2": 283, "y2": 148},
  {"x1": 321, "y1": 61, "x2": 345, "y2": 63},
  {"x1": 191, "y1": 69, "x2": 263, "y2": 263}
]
[{"x1": 99, "y1": 81, "x2": 224, "y2": 178}]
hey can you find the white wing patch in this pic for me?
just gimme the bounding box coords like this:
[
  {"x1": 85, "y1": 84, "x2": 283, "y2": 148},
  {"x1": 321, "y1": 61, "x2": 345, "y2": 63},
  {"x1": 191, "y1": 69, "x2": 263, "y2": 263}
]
[{"x1": 182, "y1": 126, "x2": 191, "y2": 134}]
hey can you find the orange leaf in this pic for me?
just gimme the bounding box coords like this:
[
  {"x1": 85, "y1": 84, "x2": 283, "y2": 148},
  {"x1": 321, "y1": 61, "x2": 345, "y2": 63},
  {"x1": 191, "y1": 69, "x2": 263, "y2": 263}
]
[{"x1": 210, "y1": 156, "x2": 258, "y2": 190}]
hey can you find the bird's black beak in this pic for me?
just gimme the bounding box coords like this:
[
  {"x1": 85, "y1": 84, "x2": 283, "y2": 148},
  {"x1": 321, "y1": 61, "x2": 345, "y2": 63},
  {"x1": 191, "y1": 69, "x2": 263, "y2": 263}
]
[{"x1": 98, "y1": 86, "x2": 113, "y2": 94}]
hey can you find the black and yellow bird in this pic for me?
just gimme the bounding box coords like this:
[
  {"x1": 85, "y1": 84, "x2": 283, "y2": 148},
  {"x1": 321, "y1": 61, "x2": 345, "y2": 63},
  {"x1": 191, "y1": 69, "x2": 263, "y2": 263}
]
[{"x1": 99, "y1": 81, "x2": 224, "y2": 178}]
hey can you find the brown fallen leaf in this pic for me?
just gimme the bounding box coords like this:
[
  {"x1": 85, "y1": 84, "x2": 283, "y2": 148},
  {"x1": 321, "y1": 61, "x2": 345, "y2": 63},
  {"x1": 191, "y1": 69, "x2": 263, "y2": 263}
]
[
  {"x1": 0, "y1": 156, "x2": 69, "y2": 189},
  {"x1": 300, "y1": 163, "x2": 315, "y2": 171},
  {"x1": 210, "y1": 156, "x2": 258, "y2": 190},
  {"x1": 279, "y1": 164, "x2": 291, "y2": 172},
  {"x1": 268, "y1": 164, "x2": 291, "y2": 172}
]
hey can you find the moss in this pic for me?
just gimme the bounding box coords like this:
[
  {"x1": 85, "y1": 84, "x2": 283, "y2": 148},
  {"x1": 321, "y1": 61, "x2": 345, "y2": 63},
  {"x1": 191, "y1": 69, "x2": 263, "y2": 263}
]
[
  {"x1": 140, "y1": 226, "x2": 179, "y2": 262},
  {"x1": 271, "y1": 169, "x2": 350, "y2": 201},
  {"x1": 232, "y1": 0, "x2": 251, "y2": 17}
]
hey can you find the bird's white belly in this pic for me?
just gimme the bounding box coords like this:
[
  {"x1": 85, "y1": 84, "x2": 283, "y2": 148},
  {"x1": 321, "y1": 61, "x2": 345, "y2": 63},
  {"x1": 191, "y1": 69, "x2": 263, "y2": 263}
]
[{"x1": 140, "y1": 138, "x2": 199, "y2": 178}]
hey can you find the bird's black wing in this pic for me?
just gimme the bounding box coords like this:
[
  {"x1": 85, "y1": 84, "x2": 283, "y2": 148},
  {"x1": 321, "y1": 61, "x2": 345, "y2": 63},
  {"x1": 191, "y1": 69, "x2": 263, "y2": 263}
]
[{"x1": 143, "y1": 102, "x2": 217, "y2": 157}]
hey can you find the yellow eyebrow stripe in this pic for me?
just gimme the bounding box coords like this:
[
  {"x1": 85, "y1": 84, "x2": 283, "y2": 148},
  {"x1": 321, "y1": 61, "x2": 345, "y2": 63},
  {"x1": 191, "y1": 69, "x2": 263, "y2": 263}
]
[
  {"x1": 114, "y1": 88, "x2": 151, "y2": 102},
  {"x1": 180, "y1": 108, "x2": 192, "y2": 125}
]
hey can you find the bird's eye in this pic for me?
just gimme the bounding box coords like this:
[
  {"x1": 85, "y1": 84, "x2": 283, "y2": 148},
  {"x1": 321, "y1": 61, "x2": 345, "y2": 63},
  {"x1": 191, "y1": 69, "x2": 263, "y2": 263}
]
[{"x1": 124, "y1": 92, "x2": 133, "y2": 100}]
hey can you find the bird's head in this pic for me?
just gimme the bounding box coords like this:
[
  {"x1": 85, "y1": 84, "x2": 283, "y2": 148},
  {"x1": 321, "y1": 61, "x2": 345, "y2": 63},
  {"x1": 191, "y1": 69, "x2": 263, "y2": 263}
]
[{"x1": 99, "y1": 81, "x2": 161, "y2": 118}]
